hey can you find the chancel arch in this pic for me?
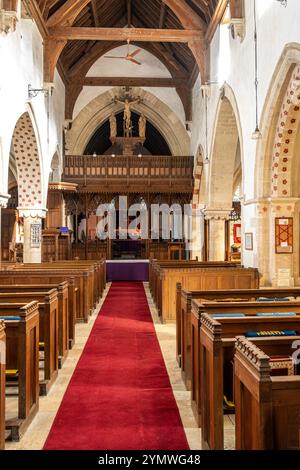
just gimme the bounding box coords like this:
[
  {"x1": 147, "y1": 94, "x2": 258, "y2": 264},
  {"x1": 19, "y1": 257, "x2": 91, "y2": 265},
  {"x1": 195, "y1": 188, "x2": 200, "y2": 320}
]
[{"x1": 66, "y1": 87, "x2": 190, "y2": 156}]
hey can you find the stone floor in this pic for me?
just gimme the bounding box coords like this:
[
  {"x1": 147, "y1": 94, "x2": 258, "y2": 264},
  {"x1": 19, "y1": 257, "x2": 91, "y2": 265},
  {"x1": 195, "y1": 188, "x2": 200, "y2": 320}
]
[{"x1": 5, "y1": 282, "x2": 235, "y2": 450}]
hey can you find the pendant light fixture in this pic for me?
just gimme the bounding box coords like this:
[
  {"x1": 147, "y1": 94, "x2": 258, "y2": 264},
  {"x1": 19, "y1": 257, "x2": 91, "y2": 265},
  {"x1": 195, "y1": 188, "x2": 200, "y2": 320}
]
[{"x1": 252, "y1": 0, "x2": 262, "y2": 140}]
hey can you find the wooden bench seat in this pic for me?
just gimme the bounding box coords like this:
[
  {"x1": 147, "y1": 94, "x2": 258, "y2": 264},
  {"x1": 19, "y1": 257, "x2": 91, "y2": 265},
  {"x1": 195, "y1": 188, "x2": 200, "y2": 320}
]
[
  {"x1": 0, "y1": 285, "x2": 69, "y2": 362},
  {"x1": 235, "y1": 335, "x2": 300, "y2": 450},
  {"x1": 0, "y1": 302, "x2": 39, "y2": 441},
  {"x1": 179, "y1": 287, "x2": 300, "y2": 389},
  {"x1": 150, "y1": 261, "x2": 259, "y2": 322},
  {"x1": 0, "y1": 321, "x2": 5, "y2": 449},
  {"x1": 0, "y1": 292, "x2": 59, "y2": 396},
  {"x1": 8, "y1": 265, "x2": 93, "y2": 323},
  {"x1": 195, "y1": 306, "x2": 300, "y2": 449},
  {"x1": 0, "y1": 282, "x2": 74, "y2": 350},
  {"x1": 0, "y1": 290, "x2": 63, "y2": 386},
  {"x1": 149, "y1": 260, "x2": 241, "y2": 314},
  {"x1": 55, "y1": 260, "x2": 106, "y2": 304},
  {"x1": 0, "y1": 270, "x2": 85, "y2": 326}
]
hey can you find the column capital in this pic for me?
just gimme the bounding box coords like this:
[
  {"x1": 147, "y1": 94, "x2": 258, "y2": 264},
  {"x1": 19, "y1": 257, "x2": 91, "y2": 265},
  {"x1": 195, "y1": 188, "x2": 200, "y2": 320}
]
[
  {"x1": 0, "y1": 193, "x2": 10, "y2": 208},
  {"x1": 18, "y1": 207, "x2": 47, "y2": 219},
  {"x1": 0, "y1": 9, "x2": 18, "y2": 34},
  {"x1": 229, "y1": 18, "x2": 245, "y2": 42},
  {"x1": 203, "y1": 208, "x2": 232, "y2": 221}
]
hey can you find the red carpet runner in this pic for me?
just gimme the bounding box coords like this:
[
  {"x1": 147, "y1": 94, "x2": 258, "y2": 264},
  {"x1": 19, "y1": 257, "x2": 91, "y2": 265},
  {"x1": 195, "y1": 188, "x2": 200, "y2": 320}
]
[{"x1": 44, "y1": 282, "x2": 189, "y2": 450}]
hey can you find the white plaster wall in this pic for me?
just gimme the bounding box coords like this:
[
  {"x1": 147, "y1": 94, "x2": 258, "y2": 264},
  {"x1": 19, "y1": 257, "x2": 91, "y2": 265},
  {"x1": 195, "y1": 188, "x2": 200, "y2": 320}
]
[
  {"x1": 73, "y1": 45, "x2": 185, "y2": 124},
  {"x1": 0, "y1": 17, "x2": 65, "y2": 203},
  {"x1": 191, "y1": 0, "x2": 300, "y2": 267},
  {"x1": 87, "y1": 45, "x2": 171, "y2": 78}
]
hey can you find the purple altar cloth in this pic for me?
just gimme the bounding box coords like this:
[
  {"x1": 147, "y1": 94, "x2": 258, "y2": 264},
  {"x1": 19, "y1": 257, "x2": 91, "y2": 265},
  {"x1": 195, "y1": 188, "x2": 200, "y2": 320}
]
[{"x1": 106, "y1": 261, "x2": 149, "y2": 282}]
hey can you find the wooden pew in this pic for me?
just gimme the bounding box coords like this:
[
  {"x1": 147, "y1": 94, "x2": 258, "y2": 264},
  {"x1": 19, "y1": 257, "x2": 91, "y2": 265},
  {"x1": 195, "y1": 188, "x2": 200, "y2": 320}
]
[
  {"x1": 0, "y1": 321, "x2": 5, "y2": 450},
  {"x1": 26, "y1": 259, "x2": 106, "y2": 311},
  {"x1": 0, "y1": 270, "x2": 83, "y2": 329},
  {"x1": 0, "y1": 285, "x2": 69, "y2": 362},
  {"x1": 0, "y1": 281, "x2": 74, "y2": 350},
  {"x1": 0, "y1": 291, "x2": 61, "y2": 393},
  {"x1": 235, "y1": 335, "x2": 300, "y2": 450},
  {"x1": 179, "y1": 287, "x2": 300, "y2": 389},
  {"x1": 0, "y1": 302, "x2": 39, "y2": 441},
  {"x1": 8, "y1": 265, "x2": 93, "y2": 323},
  {"x1": 149, "y1": 259, "x2": 241, "y2": 309},
  {"x1": 48, "y1": 260, "x2": 105, "y2": 308},
  {"x1": 151, "y1": 261, "x2": 259, "y2": 322},
  {"x1": 197, "y1": 307, "x2": 300, "y2": 449}
]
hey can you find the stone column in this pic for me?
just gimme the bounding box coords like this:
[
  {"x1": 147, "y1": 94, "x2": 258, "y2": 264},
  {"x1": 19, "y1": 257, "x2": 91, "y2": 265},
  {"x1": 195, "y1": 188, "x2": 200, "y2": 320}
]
[
  {"x1": 249, "y1": 198, "x2": 300, "y2": 287},
  {"x1": 268, "y1": 199, "x2": 299, "y2": 287},
  {"x1": 0, "y1": 193, "x2": 10, "y2": 263},
  {"x1": 190, "y1": 203, "x2": 205, "y2": 260},
  {"x1": 18, "y1": 208, "x2": 47, "y2": 264},
  {"x1": 204, "y1": 209, "x2": 232, "y2": 261}
]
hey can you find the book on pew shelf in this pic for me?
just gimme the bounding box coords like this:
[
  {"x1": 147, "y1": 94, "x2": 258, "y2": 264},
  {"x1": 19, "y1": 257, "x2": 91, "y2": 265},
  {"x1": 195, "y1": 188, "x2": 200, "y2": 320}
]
[
  {"x1": 223, "y1": 395, "x2": 235, "y2": 411},
  {"x1": 0, "y1": 316, "x2": 21, "y2": 321},
  {"x1": 256, "y1": 312, "x2": 297, "y2": 317},
  {"x1": 269, "y1": 356, "x2": 295, "y2": 376},
  {"x1": 210, "y1": 314, "x2": 246, "y2": 318},
  {"x1": 246, "y1": 330, "x2": 298, "y2": 337},
  {"x1": 5, "y1": 370, "x2": 19, "y2": 381},
  {"x1": 257, "y1": 297, "x2": 291, "y2": 302}
]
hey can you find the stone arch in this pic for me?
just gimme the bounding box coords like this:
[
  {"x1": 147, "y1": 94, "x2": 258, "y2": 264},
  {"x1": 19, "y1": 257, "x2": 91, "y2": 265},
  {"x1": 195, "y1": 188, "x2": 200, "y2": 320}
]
[
  {"x1": 11, "y1": 110, "x2": 44, "y2": 209},
  {"x1": 253, "y1": 44, "x2": 300, "y2": 286},
  {"x1": 270, "y1": 68, "x2": 300, "y2": 198},
  {"x1": 208, "y1": 85, "x2": 243, "y2": 209},
  {"x1": 255, "y1": 44, "x2": 300, "y2": 199},
  {"x1": 66, "y1": 88, "x2": 190, "y2": 156},
  {"x1": 203, "y1": 85, "x2": 243, "y2": 262},
  {"x1": 49, "y1": 148, "x2": 62, "y2": 183}
]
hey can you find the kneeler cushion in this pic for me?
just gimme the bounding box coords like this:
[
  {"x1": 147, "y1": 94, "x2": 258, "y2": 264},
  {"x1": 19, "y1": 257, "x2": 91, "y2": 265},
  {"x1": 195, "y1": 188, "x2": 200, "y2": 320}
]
[
  {"x1": 257, "y1": 297, "x2": 290, "y2": 302},
  {"x1": 246, "y1": 330, "x2": 297, "y2": 338},
  {"x1": 0, "y1": 316, "x2": 21, "y2": 321}
]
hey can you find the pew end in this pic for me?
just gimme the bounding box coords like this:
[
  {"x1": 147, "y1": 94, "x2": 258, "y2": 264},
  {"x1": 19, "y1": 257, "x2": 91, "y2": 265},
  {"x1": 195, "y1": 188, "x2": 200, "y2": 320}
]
[{"x1": 0, "y1": 302, "x2": 39, "y2": 442}]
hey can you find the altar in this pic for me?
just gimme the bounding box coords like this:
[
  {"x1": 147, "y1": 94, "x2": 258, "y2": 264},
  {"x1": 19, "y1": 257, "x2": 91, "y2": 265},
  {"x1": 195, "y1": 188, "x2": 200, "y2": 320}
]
[{"x1": 106, "y1": 260, "x2": 149, "y2": 282}]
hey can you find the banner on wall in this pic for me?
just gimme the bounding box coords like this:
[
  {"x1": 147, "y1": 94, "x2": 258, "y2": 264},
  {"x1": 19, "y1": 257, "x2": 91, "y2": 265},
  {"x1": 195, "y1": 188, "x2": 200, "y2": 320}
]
[{"x1": 233, "y1": 224, "x2": 241, "y2": 245}]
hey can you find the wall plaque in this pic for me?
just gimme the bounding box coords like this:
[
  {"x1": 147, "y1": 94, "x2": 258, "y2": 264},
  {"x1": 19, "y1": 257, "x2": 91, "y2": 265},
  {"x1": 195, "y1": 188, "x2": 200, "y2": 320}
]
[{"x1": 30, "y1": 223, "x2": 42, "y2": 248}]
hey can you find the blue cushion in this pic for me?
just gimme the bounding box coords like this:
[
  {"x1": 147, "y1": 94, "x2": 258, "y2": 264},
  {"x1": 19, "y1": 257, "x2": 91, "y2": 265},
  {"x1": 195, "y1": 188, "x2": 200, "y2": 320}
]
[
  {"x1": 246, "y1": 330, "x2": 297, "y2": 338},
  {"x1": 210, "y1": 313, "x2": 245, "y2": 318},
  {"x1": 256, "y1": 312, "x2": 297, "y2": 317},
  {"x1": 0, "y1": 316, "x2": 21, "y2": 321},
  {"x1": 257, "y1": 298, "x2": 290, "y2": 302}
]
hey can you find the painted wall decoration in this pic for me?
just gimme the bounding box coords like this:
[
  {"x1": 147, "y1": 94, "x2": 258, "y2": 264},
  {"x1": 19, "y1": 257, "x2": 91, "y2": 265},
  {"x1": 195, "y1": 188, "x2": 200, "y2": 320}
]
[{"x1": 275, "y1": 217, "x2": 293, "y2": 254}]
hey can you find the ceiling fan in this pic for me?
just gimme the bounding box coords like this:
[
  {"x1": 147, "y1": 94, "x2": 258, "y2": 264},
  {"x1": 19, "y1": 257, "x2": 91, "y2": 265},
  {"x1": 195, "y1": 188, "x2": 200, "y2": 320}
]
[{"x1": 104, "y1": 39, "x2": 142, "y2": 65}]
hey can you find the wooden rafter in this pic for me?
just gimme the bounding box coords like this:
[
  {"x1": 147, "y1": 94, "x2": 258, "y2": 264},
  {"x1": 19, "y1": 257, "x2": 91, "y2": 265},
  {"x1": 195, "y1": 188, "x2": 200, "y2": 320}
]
[
  {"x1": 46, "y1": 0, "x2": 91, "y2": 27},
  {"x1": 82, "y1": 77, "x2": 185, "y2": 87},
  {"x1": 127, "y1": 0, "x2": 132, "y2": 27},
  {"x1": 48, "y1": 27, "x2": 202, "y2": 43},
  {"x1": 205, "y1": 0, "x2": 229, "y2": 42},
  {"x1": 162, "y1": 0, "x2": 206, "y2": 30},
  {"x1": 28, "y1": 0, "x2": 232, "y2": 112}
]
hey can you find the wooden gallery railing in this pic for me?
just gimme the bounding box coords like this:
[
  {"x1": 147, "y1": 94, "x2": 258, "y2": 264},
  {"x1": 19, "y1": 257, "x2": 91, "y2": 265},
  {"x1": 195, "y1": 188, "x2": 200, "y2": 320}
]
[{"x1": 63, "y1": 155, "x2": 194, "y2": 192}]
